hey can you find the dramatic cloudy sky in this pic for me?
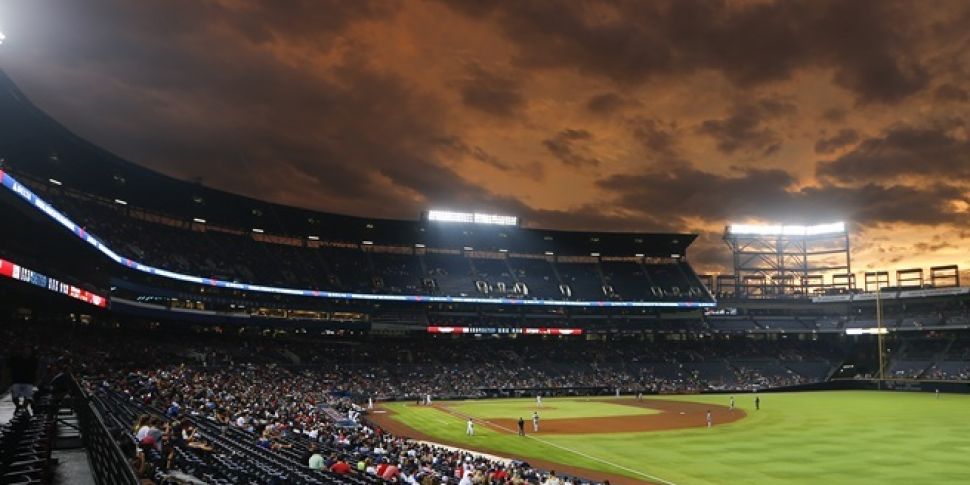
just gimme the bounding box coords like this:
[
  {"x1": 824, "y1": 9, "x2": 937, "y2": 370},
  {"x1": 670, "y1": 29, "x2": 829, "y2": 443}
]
[{"x1": 1, "y1": 0, "x2": 969, "y2": 275}]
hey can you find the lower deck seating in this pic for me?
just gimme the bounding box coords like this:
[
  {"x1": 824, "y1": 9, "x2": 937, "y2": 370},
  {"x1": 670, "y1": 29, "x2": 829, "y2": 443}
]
[{"x1": 1, "y1": 394, "x2": 56, "y2": 485}]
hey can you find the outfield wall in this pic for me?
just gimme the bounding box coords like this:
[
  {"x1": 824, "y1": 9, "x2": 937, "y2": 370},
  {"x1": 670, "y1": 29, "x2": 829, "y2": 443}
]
[
  {"x1": 375, "y1": 379, "x2": 970, "y2": 403},
  {"x1": 763, "y1": 378, "x2": 970, "y2": 394}
]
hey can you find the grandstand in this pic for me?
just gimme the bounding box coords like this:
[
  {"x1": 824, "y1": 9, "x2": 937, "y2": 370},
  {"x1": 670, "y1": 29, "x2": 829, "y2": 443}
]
[{"x1": 2, "y1": 67, "x2": 970, "y2": 485}]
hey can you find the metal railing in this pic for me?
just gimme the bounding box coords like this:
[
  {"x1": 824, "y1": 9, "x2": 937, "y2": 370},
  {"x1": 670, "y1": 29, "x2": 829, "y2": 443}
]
[{"x1": 71, "y1": 376, "x2": 140, "y2": 485}]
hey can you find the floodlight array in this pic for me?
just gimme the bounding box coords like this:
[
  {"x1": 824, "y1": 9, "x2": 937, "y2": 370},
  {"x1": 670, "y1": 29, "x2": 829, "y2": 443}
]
[
  {"x1": 427, "y1": 209, "x2": 518, "y2": 226},
  {"x1": 728, "y1": 221, "x2": 845, "y2": 236}
]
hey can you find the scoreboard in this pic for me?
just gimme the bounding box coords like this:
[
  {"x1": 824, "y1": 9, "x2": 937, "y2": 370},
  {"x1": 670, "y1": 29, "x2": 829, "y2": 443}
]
[{"x1": 0, "y1": 258, "x2": 108, "y2": 308}]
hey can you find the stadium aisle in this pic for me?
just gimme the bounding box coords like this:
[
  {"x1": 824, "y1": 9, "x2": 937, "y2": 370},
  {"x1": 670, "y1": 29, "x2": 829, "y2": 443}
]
[{"x1": 0, "y1": 391, "x2": 14, "y2": 423}]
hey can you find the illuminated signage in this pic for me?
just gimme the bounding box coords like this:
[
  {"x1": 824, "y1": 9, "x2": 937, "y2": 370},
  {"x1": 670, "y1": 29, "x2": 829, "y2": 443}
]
[
  {"x1": 0, "y1": 257, "x2": 108, "y2": 308},
  {"x1": 427, "y1": 326, "x2": 583, "y2": 335},
  {"x1": 845, "y1": 327, "x2": 889, "y2": 335}
]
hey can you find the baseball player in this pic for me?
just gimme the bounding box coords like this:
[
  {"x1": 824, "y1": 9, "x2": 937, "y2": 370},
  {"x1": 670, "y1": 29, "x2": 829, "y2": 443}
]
[
  {"x1": 729, "y1": 395, "x2": 735, "y2": 410},
  {"x1": 532, "y1": 411, "x2": 540, "y2": 432},
  {"x1": 536, "y1": 394, "x2": 543, "y2": 408},
  {"x1": 518, "y1": 417, "x2": 525, "y2": 436},
  {"x1": 466, "y1": 418, "x2": 474, "y2": 436},
  {"x1": 706, "y1": 410, "x2": 713, "y2": 429}
]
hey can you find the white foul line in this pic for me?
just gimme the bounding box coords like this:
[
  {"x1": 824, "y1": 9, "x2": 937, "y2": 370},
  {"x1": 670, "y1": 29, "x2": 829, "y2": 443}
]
[{"x1": 440, "y1": 405, "x2": 677, "y2": 485}]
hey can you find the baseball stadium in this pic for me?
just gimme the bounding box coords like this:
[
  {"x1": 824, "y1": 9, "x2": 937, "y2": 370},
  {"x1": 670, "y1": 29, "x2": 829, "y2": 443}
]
[
  {"x1": 3, "y1": 2, "x2": 970, "y2": 485},
  {"x1": 2, "y1": 68, "x2": 969, "y2": 484}
]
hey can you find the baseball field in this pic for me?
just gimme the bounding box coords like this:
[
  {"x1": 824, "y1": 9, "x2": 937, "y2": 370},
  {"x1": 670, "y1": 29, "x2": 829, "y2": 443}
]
[{"x1": 371, "y1": 391, "x2": 970, "y2": 484}]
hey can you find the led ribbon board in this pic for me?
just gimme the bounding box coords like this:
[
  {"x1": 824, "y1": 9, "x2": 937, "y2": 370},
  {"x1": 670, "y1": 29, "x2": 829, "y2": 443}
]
[
  {"x1": 0, "y1": 257, "x2": 108, "y2": 307},
  {"x1": 0, "y1": 170, "x2": 713, "y2": 307},
  {"x1": 427, "y1": 326, "x2": 583, "y2": 335}
]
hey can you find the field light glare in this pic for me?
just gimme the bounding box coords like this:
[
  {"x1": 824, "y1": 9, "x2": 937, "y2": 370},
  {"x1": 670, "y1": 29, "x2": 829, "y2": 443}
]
[
  {"x1": 0, "y1": 32, "x2": 6, "y2": 45},
  {"x1": 728, "y1": 221, "x2": 846, "y2": 236}
]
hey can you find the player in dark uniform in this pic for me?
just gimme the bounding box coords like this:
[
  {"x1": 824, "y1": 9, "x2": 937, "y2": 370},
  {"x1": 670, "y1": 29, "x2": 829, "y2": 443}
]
[
  {"x1": 755, "y1": 396, "x2": 761, "y2": 410},
  {"x1": 517, "y1": 417, "x2": 525, "y2": 436}
]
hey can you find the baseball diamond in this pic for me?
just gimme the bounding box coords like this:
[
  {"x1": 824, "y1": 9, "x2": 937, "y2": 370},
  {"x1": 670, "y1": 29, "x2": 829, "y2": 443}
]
[{"x1": 373, "y1": 393, "x2": 970, "y2": 485}]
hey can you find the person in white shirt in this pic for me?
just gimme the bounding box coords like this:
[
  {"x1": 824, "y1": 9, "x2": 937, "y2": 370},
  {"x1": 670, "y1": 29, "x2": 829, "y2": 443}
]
[
  {"x1": 706, "y1": 410, "x2": 713, "y2": 429},
  {"x1": 532, "y1": 411, "x2": 540, "y2": 432},
  {"x1": 536, "y1": 394, "x2": 542, "y2": 408},
  {"x1": 426, "y1": 394, "x2": 432, "y2": 406},
  {"x1": 466, "y1": 418, "x2": 475, "y2": 436},
  {"x1": 543, "y1": 470, "x2": 563, "y2": 485},
  {"x1": 136, "y1": 424, "x2": 151, "y2": 441}
]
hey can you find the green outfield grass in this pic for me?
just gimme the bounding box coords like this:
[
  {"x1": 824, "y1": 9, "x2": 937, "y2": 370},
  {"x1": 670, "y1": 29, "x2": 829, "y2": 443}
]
[
  {"x1": 445, "y1": 397, "x2": 660, "y2": 420},
  {"x1": 383, "y1": 391, "x2": 970, "y2": 484}
]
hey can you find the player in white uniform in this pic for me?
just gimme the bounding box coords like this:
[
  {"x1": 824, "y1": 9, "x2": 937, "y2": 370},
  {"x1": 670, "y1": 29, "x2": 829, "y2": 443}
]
[
  {"x1": 706, "y1": 410, "x2": 713, "y2": 429},
  {"x1": 426, "y1": 394, "x2": 432, "y2": 406},
  {"x1": 532, "y1": 411, "x2": 540, "y2": 432},
  {"x1": 368, "y1": 397, "x2": 374, "y2": 409},
  {"x1": 536, "y1": 394, "x2": 542, "y2": 408},
  {"x1": 466, "y1": 418, "x2": 475, "y2": 436}
]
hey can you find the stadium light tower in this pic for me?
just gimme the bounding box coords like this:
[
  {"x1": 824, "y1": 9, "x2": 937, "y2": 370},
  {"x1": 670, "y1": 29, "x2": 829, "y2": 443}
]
[
  {"x1": 424, "y1": 209, "x2": 518, "y2": 226},
  {"x1": 723, "y1": 222, "x2": 851, "y2": 298}
]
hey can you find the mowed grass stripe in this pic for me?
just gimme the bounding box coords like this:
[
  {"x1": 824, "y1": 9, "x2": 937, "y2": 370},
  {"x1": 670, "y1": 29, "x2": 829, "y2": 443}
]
[{"x1": 385, "y1": 392, "x2": 970, "y2": 485}]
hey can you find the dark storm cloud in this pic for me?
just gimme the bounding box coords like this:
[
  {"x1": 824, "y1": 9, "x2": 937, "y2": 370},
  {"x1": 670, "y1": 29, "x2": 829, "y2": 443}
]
[
  {"x1": 434, "y1": 135, "x2": 545, "y2": 181},
  {"x1": 914, "y1": 239, "x2": 956, "y2": 253},
  {"x1": 445, "y1": 0, "x2": 946, "y2": 104},
  {"x1": 434, "y1": 136, "x2": 513, "y2": 172},
  {"x1": 821, "y1": 108, "x2": 848, "y2": 122},
  {"x1": 682, "y1": 230, "x2": 733, "y2": 273},
  {"x1": 935, "y1": 84, "x2": 970, "y2": 102},
  {"x1": 542, "y1": 129, "x2": 601, "y2": 168},
  {"x1": 1, "y1": 0, "x2": 539, "y2": 220},
  {"x1": 456, "y1": 64, "x2": 526, "y2": 117},
  {"x1": 585, "y1": 93, "x2": 623, "y2": 114},
  {"x1": 629, "y1": 118, "x2": 679, "y2": 159},
  {"x1": 816, "y1": 123, "x2": 970, "y2": 182},
  {"x1": 814, "y1": 128, "x2": 860, "y2": 154},
  {"x1": 598, "y1": 164, "x2": 796, "y2": 222},
  {"x1": 698, "y1": 99, "x2": 796, "y2": 155},
  {"x1": 598, "y1": 163, "x2": 968, "y2": 227}
]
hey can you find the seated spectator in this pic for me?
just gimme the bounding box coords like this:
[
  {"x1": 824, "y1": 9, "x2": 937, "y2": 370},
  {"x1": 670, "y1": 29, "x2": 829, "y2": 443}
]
[
  {"x1": 308, "y1": 446, "x2": 324, "y2": 470},
  {"x1": 330, "y1": 455, "x2": 352, "y2": 474}
]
